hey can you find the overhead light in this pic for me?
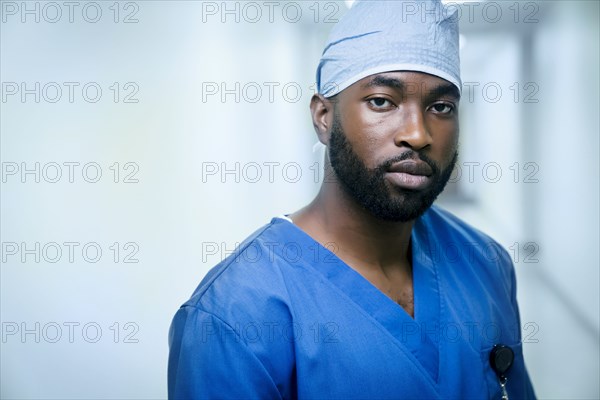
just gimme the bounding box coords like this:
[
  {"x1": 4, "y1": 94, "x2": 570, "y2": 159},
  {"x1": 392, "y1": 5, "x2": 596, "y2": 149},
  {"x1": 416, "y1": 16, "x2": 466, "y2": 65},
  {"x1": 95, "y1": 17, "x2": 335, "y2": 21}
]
[{"x1": 345, "y1": 0, "x2": 355, "y2": 9}]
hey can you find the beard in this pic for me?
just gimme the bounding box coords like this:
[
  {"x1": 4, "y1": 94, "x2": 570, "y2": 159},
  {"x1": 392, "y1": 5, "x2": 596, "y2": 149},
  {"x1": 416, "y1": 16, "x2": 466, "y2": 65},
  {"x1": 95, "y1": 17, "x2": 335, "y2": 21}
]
[{"x1": 328, "y1": 114, "x2": 458, "y2": 222}]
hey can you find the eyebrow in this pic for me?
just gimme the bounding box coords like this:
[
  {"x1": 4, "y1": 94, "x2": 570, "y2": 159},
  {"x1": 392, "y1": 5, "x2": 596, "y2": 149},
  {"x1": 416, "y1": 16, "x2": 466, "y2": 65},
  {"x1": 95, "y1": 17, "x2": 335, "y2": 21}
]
[
  {"x1": 428, "y1": 83, "x2": 461, "y2": 100},
  {"x1": 361, "y1": 75, "x2": 461, "y2": 100},
  {"x1": 362, "y1": 76, "x2": 406, "y2": 90}
]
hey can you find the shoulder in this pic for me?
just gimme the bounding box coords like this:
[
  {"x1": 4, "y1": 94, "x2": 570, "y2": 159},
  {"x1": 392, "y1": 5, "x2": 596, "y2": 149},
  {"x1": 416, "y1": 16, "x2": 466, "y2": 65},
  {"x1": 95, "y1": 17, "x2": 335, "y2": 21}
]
[
  {"x1": 169, "y1": 218, "x2": 299, "y2": 398},
  {"x1": 170, "y1": 217, "x2": 300, "y2": 394},
  {"x1": 422, "y1": 205, "x2": 500, "y2": 243},
  {"x1": 422, "y1": 205, "x2": 513, "y2": 263},
  {"x1": 181, "y1": 217, "x2": 298, "y2": 325},
  {"x1": 419, "y1": 205, "x2": 515, "y2": 293}
]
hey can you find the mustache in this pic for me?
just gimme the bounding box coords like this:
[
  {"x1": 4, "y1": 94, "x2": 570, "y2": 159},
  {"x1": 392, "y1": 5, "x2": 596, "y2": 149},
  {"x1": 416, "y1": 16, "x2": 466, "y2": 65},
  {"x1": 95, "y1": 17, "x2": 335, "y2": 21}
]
[{"x1": 377, "y1": 150, "x2": 441, "y2": 175}]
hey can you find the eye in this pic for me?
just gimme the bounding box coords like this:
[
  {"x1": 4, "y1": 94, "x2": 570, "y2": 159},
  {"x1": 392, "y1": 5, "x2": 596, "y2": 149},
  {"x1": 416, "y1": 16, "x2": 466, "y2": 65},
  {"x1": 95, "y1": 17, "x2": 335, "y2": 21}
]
[
  {"x1": 429, "y1": 102, "x2": 455, "y2": 114},
  {"x1": 367, "y1": 97, "x2": 394, "y2": 110}
]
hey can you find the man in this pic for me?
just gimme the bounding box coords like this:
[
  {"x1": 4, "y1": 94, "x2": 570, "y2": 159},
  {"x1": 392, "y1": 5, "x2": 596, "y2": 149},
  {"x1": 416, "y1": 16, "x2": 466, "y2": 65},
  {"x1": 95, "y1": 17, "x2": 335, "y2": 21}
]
[{"x1": 168, "y1": 1, "x2": 536, "y2": 398}]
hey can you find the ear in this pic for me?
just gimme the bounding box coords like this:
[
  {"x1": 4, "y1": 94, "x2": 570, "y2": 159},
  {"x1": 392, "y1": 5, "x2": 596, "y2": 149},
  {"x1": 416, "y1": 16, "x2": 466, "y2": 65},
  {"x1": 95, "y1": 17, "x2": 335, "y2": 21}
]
[{"x1": 310, "y1": 94, "x2": 336, "y2": 145}]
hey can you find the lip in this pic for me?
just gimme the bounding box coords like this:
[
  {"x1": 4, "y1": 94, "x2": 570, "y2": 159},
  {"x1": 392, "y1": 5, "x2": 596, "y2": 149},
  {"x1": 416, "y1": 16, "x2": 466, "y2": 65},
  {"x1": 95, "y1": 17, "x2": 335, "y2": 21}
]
[
  {"x1": 385, "y1": 160, "x2": 433, "y2": 190},
  {"x1": 388, "y1": 160, "x2": 433, "y2": 176},
  {"x1": 385, "y1": 172, "x2": 432, "y2": 190}
]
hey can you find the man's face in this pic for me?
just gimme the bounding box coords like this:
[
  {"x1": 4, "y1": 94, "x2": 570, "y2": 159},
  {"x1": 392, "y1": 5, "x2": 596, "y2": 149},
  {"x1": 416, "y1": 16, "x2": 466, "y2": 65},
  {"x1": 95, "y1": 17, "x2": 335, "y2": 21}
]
[{"x1": 327, "y1": 71, "x2": 460, "y2": 222}]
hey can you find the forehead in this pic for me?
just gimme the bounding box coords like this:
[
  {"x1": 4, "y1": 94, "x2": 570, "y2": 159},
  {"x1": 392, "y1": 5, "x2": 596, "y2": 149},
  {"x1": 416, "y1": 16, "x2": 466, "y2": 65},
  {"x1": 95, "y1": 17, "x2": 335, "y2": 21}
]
[{"x1": 345, "y1": 71, "x2": 461, "y2": 99}]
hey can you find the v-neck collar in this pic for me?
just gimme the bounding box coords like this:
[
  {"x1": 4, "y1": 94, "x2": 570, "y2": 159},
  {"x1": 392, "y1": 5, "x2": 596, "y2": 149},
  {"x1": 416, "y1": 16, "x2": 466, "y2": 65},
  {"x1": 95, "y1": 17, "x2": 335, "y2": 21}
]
[{"x1": 270, "y1": 213, "x2": 441, "y2": 384}]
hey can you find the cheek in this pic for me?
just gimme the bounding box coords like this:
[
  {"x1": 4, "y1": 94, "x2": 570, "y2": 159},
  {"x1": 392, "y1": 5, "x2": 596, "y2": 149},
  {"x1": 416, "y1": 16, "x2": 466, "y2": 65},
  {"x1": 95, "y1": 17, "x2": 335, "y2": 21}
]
[
  {"x1": 344, "y1": 131, "x2": 380, "y2": 168},
  {"x1": 356, "y1": 129, "x2": 395, "y2": 169},
  {"x1": 340, "y1": 116, "x2": 392, "y2": 164},
  {"x1": 441, "y1": 129, "x2": 459, "y2": 165},
  {"x1": 444, "y1": 129, "x2": 459, "y2": 151},
  {"x1": 359, "y1": 114, "x2": 405, "y2": 154},
  {"x1": 429, "y1": 120, "x2": 459, "y2": 160}
]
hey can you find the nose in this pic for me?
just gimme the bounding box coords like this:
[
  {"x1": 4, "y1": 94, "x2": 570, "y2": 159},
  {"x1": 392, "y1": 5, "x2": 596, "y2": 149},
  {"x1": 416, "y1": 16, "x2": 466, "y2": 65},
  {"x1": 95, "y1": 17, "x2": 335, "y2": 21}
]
[{"x1": 393, "y1": 105, "x2": 432, "y2": 150}]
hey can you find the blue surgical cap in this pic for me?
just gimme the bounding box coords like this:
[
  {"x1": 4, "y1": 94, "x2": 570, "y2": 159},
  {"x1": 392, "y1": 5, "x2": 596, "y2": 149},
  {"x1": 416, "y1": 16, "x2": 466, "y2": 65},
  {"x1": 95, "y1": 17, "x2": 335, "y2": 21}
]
[{"x1": 316, "y1": 0, "x2": 461, "y2": 97}]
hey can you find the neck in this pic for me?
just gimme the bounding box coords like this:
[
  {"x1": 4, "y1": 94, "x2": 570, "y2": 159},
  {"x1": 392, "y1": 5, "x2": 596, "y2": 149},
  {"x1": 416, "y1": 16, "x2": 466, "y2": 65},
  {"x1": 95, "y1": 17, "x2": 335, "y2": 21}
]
[{"x1": 291, "y1": 165, "x2": 415, "y2": 273}]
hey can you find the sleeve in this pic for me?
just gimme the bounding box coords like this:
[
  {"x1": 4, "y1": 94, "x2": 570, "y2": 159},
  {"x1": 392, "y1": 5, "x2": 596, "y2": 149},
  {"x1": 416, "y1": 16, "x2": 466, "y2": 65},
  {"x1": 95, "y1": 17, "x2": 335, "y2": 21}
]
[{"x1": 168, "y1": 305, "x2": 283, "y2": 400}]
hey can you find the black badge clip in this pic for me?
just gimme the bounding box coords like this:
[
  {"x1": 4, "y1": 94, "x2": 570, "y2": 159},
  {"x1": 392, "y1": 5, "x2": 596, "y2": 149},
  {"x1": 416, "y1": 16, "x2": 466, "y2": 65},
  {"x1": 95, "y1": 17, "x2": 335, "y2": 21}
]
[{"x1": 489, "y1": 344, "x2": 514, "y2": 400}]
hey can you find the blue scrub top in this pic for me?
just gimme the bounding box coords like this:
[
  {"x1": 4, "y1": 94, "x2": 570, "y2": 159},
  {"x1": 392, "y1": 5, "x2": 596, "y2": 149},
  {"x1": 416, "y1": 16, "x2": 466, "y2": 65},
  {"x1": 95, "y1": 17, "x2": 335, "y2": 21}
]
[{"x1": 168, "y1": 206, "x2": 536, "y2": 399}]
